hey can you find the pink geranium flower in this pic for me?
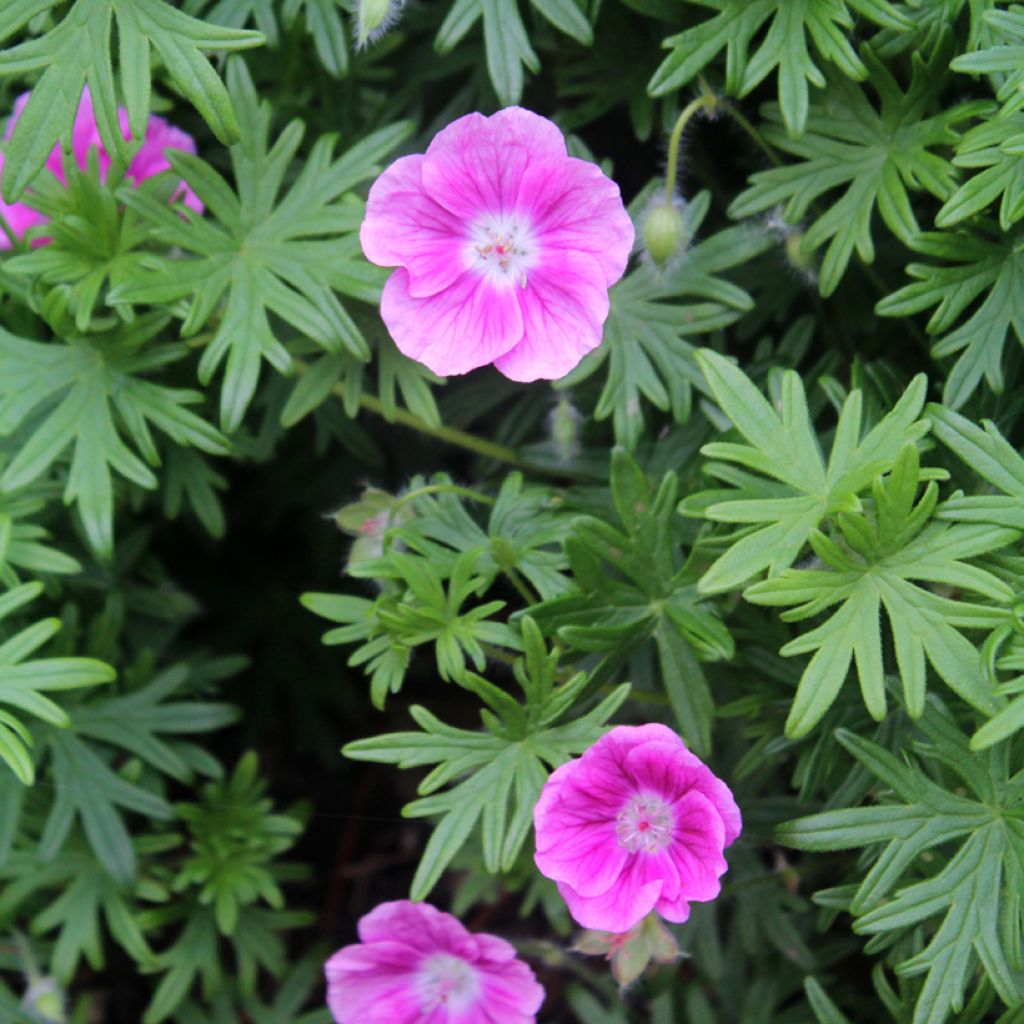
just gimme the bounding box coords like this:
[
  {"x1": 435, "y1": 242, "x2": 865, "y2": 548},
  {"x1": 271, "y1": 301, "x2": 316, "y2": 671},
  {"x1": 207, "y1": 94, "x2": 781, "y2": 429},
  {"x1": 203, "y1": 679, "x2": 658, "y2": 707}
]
[
  {"x1": 0, "y1": 87, "x2": 201, "y2": 248},
  {"x1": 533, "y1": 724, "x2": 741, "y2": 933},
  {"x1": 360, "y1": 107, "x2": 634, "y2": 381},
  {"x1": 325, "y1": 900, "x2": 545, "y2": 1024}
]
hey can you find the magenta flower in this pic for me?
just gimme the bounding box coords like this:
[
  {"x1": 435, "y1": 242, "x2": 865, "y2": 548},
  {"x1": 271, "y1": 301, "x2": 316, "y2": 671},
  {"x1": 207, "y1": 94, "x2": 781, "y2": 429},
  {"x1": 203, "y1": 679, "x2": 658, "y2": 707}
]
[
  {"x1": 324, "y1": 900, "x2": 545, "y2": 1024},
  {"x1": 360, "y1": 107, "x2": 634, "y2": 381},
  {"x1": 0, "y1": 88, "x2": 201, "y2": 248},
  {"x1": 533, "y1": 724, "x2": 741, "y2": 933}
]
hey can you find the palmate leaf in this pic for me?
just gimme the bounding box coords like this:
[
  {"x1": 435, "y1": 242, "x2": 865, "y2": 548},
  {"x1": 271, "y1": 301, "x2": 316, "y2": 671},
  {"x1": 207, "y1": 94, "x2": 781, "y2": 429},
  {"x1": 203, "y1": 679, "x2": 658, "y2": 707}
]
[
  {"x1": 0, "y1": 0, "x2": 263, "y2": 202},
  {"x1": 344, "y1": 617, "x2": 630, "y2": 898},
  {"x1": 685, "y1": 348, "x2": 928, "y2": 595},
  {"x1": 730, "y1": 42, "x2": 983, "y2": 296},
  {"x1": 185, "y1": 0, "x2": 351, "y2": 77},
  {"x1": 778, "y1": 704, "x2": 1024, "y2": 1024},
  {"x1": 951, "y1": 5, "x2": 1024, "y2": 116},
  {"x1": 871, "y1": 0, "x2": 999, "y2": 57},
  {"x1": 0, "y1": 474, "x2": 81, "y2": 586},
  {"x1": 876, "y1": 227, "x2": 1024, "y2": 408},
  {"x1": 111, "y1": 59, "x2": 411, "y2": 432},
  {"x1": 0, "y1": 317, "x2": 229, "y2": 558},
  {"x1": 0, "y1": 582, "x2": 113, "y2": 784},
  {"x1": 647, "y1": 0, "x2": 910, "y2": 138},
  {"x1": 746, "y1": 444, "x2": 1017, "y2": 736},
  {"x1": 937, "y1": 112, "x2": 1024, "y2": 231},
  {"x1": 561, "y1": 190, "x2": 774, "y2": 448},
  {"x1": 436, "y1": 0, "x2": 593, "y2": 105},
  {"x1": 0, "y1": 843, "x2": 155, "y2": 983},
  {"x1": 530, "y1": 448, "x2": 733, "y2": 754}
]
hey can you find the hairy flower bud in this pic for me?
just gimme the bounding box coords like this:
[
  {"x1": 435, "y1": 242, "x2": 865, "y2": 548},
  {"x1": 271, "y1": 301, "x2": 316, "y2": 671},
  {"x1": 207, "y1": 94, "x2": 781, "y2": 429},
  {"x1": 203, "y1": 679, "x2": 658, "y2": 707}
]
[
  {"x1": 548, "y1": 394, "x2": 582, "y2": 464},
  {"x1": 355, "y1": 0, "x2": 405, "y2": 48},
  {"x1": 21, "y1": 977, "x2": 65, "y2": 1024},
  {"x1": 332, "y1": 487, "x2": 408, "y2": 570},
  {"x1": 641, "y1": 196, "x2": 688, "y2": 268}
]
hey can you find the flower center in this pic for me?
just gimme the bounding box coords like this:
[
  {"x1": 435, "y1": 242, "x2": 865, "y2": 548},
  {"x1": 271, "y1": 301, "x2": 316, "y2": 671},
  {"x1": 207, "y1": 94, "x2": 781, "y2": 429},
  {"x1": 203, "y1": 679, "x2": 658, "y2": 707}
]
[
  {"x1": 417, "y1": 953, "x2": 480, "y2": 1013},
  {"x1": 615, "y1": 793, "x2": 674, "y2": 853},
  {"x1": 467, "y1": 213, "x2": 537, "y2": 287}
]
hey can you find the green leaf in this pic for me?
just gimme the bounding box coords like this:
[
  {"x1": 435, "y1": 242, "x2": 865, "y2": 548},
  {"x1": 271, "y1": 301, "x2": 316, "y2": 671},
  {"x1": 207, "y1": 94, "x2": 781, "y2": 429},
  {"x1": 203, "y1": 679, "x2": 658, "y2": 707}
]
[
  {"x1": 0, "y1": 582, "x2": 113, "y2": 784},
  {"x1": 0, "y1": 0, "x2": 263, "y2": 202},
  {"x1": 747, "y1": 444, "x2": 1015, "y2": 735},
  {"x1": 779, "y1": 709, "x2": 1024, "y2": 1024},
  {"x1": 690, "y1": 348, "x2": 928, "y2": 593},
  {"x1": 0, "y1": 319, "x2": 229, "y2": 558},
  {"x1": 877, "y1": 227, "x2": 1024, "y2": 408},
  {"x1": 110, "y1": 59, "x2": 411, "y2": 431},
  {"x1": 648, "y1": 0, "x2": 910, "y2": 138},
  {"x1": 951, "y1": 6, "x2": 1024, "y2": 116},
  {"x1": 730, "y1": 42, "x2": 982, "y2": 295},
  {"x1": 562, "y1": 190, "x2": 774, "y2": 448}
]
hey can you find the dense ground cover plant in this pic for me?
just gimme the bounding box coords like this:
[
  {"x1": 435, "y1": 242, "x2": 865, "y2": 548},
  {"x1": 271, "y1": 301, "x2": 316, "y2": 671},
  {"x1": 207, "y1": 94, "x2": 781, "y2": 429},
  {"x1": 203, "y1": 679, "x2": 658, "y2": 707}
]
[{"x1": 2, "y1": 0, "x2": 1024, "y2": 1021}]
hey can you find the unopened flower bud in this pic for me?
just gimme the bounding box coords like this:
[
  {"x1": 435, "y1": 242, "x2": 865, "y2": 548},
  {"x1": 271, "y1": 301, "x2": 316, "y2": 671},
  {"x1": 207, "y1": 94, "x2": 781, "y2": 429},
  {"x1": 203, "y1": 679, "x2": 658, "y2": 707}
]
[
  {"x1": 573, "y1": 912, "x2": 680, "y2": 989},
  {"x1": 548, "y1": 393, "x2": 582, "y2": 464},
  {"x1": 21, "y1": 977, "x2": 65, "y2": 1024},
  {"x1": 355, "y1": 0, "x2": 405, "y2": 48},
  {"x1": 784, "y1": 230, "x2": 815, "y2": 279},
  {"x1": 332, "y1": 487, "x2": 408, "y2": 570},
  {"x1": 642, "y1": 197, "x2": 688, "y2": 268}
]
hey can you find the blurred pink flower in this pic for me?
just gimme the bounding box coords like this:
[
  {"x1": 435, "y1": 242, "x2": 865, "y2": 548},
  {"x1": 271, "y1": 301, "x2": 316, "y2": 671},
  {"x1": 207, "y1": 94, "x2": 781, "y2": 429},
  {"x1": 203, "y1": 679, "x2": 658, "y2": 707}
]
[
  {"x1": 533, "y1": 724, "x2": 741, "y2": 933},
  {"x1": 360, "y1": 106, "x2": 634, "y2": 381},
  {"x1": 0, "y1": 87, "x2": 201, "y2": 248},
  {"x1": 325, "y1": 900, "x2": 545, "y2": 1024}
]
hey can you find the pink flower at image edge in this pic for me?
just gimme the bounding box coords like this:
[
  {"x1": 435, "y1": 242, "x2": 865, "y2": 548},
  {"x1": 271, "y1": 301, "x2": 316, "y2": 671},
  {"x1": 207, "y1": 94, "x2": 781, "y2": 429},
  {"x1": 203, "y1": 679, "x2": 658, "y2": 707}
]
[
  {"x1": 0, "y1": 87, "x2": 202, "y2": 248},
  {"x1": 360, "y1": 106, "x2": 635, "y2": 382},
  {"x1": 533, "y1": 724, "x2": 741, "y2": 933},
  {"x1": 325, "y1": 900, "x2": 544, "y2": 1024}
]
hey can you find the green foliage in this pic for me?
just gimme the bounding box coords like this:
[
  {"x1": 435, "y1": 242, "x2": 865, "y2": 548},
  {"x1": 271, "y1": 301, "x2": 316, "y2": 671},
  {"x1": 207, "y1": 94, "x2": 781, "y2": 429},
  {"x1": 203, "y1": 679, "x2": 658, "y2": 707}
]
[
  {"x1": 530, "y1": 447, "x2": 732, "y2": 755},
  {"x1": 112, "y1": 58, "x2": 411, "y2": 431},
  {"x1": 878, "y1": 227, "x2": 1024, "y2": 408},
  {"x1": 435, "y1": 0, "x2": 593, "y2": 104},
  {"x1": 779, "y1": 701, "x2": 1024, "y2": 1023},
  {"x1": 0, "y1": 0, "x2": 262, "y2": 202},
  {"x1": 0, "y1": 582, "x2": 112, "y2": 784},
  {"x1": 648, "y1": 0, "x2": 909, "y2": 137},
  {"x1": 746, "y1": 443, "x2": 1016, "y2": 735},
  {"x1": 344, "y1": 615, "x2": 630, "y2": 898},
  {"x1": 6, "y1": 0, "x2": 1024, "y2": 1018},
  {"x1": 731, "y1": 42, "x2": 982, "y2": 296},
  {"x1": 685, "y1": 349, "x2": 928, "y2": 594}
]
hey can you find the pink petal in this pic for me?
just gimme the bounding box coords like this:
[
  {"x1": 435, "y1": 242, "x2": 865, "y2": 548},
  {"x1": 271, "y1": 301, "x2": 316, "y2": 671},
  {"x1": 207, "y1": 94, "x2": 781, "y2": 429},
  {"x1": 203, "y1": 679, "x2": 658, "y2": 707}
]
[
  {"x1": 556, "y1": 869, "x2": 664, "y2": 933},
  {"x1": 357, "y1": 900, "x2": 474, "y2": 956},
  {"x1": 380, "y1": 267, "x2": 524, "y2": 376},
  {"x1": 470, "y1": 962, "x2": 546, "y2": 1024},
  {"x1": 325, "y1": 943, "x2": 427, "y2": 1024},
  {"x1": 421, "y1": 107, "x2": 567, "y2": 221},
  {"x1": 360, "y1": 153, "x2": 467, "y2": 297},
  {"x1": 665, "y1": 790, "x2": 728, "y2": 904},
  {"x1": 493, "y1": 249, "x2": 608, "y2": 382},
  {"x1": 515, "y1": 156, "x2": 634, "y2": 287}
]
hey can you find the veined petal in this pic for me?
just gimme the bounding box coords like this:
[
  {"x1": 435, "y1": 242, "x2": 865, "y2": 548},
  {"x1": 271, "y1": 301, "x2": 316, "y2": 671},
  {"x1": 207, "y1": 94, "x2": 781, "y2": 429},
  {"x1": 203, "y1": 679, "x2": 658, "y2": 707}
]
[
  {"x1": 361, "y1": 154, "x2": 467, "y2": 297},
  {"x1": 516, "y1": 156, "x2": 634, "y2": 287},
  {"x1": 494, "y1": 249, "x2": 608, "y2": 382},
  {"x1": 381, "y1": 267, "x2": 524, "y2": 376},
  {"x1": 421, "y1": 107, "x2": 566, "y2": 221}
]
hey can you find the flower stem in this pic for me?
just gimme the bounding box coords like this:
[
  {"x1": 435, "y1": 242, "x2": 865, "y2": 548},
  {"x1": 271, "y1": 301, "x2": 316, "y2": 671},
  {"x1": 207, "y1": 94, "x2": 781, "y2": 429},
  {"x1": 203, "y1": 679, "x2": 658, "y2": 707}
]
[{"x1": 664, "y1": 82, "x2": 719, "y2": 205}]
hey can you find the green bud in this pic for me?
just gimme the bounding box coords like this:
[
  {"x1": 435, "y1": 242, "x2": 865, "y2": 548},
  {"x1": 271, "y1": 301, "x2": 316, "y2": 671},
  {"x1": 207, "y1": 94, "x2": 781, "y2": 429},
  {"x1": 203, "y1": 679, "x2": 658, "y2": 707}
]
[
  {"x1": 549, "y1": 394, "x2": 581, "y2": 464},
  {"x1": 332, "y1": 487, "x2": 409, "y2": 571},
  {"x1": 22, "y1": 978, "x2": 65, "y2": 1024},
  {"x1": 784, "y1": 230, "x2": 815, "y2": 278},
  {"x1": 574, "y1": 912, "x2": 680, "y2": 989},
  {"x1": 642, "y1": 200, "x2": 687, "y2": 268},
  {"x1": 356, "y1": 0, "x2": 404, "y2": 47}
]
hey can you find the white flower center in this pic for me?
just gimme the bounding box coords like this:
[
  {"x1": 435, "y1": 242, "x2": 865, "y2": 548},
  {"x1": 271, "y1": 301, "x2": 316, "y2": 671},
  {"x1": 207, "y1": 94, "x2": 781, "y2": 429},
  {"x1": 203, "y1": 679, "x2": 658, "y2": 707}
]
[
  {"x1": 417, "y1": 953, "x2": 480, "y2": 1013},
  {"x1": 467, "y1": 213, "x2": 537, "y2": 287},
  {"x1": 615, "y1": 793, "x2": 674, "y2": 853}
]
